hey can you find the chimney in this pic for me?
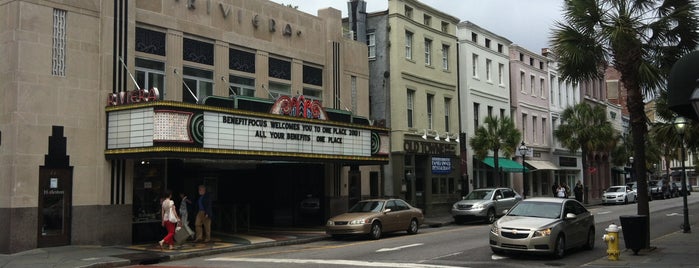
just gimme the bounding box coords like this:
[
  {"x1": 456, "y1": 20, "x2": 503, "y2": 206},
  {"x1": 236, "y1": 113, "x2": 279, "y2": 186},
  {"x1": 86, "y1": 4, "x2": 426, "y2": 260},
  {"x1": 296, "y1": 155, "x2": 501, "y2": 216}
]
[
  {"x1": 347, "y1": 0, "x2": 367, "y2": 42},
  {"x1": 541, "y1": 48, "x2": 550, "y2": 57}
]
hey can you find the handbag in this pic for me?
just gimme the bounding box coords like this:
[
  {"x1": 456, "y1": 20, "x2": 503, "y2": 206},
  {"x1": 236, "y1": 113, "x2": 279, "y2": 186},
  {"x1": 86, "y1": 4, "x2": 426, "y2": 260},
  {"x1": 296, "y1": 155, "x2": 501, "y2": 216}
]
[{"x1": 168, "y1": 206, "x2": 178, "y2": 223}]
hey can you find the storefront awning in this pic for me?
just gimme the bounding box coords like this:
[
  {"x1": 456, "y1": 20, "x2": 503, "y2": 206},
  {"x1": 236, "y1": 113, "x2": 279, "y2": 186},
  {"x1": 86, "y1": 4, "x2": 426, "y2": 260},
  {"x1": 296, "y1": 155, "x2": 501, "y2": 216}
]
[
  {"x1": 482, "y1": 157, "x2": 528, "y2": 173},
  {"x1": 525, "y1": 160, "x2": 559, "y2": 170}
]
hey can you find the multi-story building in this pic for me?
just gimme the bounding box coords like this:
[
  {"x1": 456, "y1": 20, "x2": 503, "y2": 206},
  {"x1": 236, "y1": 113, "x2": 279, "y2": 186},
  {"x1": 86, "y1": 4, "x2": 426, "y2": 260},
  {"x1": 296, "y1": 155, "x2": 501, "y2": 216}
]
[
  {"x1": 0, "y1": 0, "x2": 388, "y2": 253},
  {"x1": 456, "y1": 21, "x2": 517, "y2": 191},
  {"x1": 347, "y1": 0, "x2": 461, "y2": 215},
  {"x1": 544, "y1": 48, "x2": 583, "y2": 196},
  {"x1": 509, "y1": 45, "x2": 555, "y2": 198},
  {"x1": 580, "y1": 73, "x2": 613, "y2": 200}
]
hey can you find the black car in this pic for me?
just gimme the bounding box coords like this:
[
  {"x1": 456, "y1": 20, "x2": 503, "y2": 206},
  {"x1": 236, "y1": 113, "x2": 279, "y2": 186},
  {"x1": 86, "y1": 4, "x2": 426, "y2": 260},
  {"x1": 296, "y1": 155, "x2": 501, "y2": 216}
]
[
  {"x1": 669, "y1": 182, "x2": 681, "y2": 198},
  {"x1": 649, "y1": 179, "x2": 670, "y2": 199}
]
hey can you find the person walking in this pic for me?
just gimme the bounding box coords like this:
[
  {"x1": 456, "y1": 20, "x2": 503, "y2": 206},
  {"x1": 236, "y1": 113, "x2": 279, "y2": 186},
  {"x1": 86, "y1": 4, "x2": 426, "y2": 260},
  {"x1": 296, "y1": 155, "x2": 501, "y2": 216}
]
[
  {"x1": 159, "y1": 190, "x2": 179, "y2": 250},
  {"x1": 574, "y1": 180, "x2": 583, "y2": 203},
  {"x1": 552, "y1": 182, "x2": 559, "y2": 197},
  {"x1": 194, "y1": 185, "x2": 213, "y2": 243},
  {"x1": 179, "y1": 192, "x2": 194, "y2": 238},
  {"x1": 557, "y1": 184, "x2": 567, "y2": 198}
]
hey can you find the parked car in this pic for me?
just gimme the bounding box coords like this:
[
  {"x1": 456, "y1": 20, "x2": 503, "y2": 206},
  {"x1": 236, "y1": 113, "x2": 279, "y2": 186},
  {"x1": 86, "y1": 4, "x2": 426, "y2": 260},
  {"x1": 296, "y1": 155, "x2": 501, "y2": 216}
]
[
  {"x1": 325, "y1": 198, "x2": 424, "y2": 240},
  {"x1": 669, "y1": 182, "x2": 681, "y2": 198},
  {"x1": 489, "y1": 197, "x2": 595, "y2": 258},
  {"x1": 451, "y1": 187, "x2": 522, "y2": 224},
  {"x1": 649, "y1": 179, "x2": 670, "y2": 199},
  {"x1": 626, "y1": 181, "x2": 652, "y2": 200},
  {"x1": 602, "y1": 185, "x2": 637, "y2": 204}
]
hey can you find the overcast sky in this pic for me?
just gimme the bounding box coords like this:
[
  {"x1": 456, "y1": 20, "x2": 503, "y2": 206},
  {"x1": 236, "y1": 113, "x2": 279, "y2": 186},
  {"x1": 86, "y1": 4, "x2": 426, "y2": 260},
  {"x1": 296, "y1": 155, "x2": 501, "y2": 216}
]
[{"x1": 270, "y1": 0, "x2": 564, "y2": 54}]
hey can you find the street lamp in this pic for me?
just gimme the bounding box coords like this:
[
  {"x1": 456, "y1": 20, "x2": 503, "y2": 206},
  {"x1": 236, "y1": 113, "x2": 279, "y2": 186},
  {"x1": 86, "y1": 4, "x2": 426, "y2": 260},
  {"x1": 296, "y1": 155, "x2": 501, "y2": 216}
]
[
  {"x1": 673, "y1": 116, "x2": 691, "y2": 233},
  {"x1": 518, "y1": 141, "x2": 528, "y2": 199},
  {"x1": 629, "y1": 156, "x2": 634, "y2": 182}
]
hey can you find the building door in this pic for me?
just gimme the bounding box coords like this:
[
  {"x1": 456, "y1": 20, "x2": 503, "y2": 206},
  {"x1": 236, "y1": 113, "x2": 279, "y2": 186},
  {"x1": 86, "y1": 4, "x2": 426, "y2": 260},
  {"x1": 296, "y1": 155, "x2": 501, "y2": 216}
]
[{"x1": 37, "y1": 167, "x2": 73, "y2": 248}]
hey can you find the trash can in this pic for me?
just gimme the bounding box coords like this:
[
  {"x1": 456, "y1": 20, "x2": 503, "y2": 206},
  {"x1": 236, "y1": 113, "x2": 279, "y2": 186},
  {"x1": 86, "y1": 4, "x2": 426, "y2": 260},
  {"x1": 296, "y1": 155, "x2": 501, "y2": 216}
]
[{"x1": 619, "y1": 215, "x2": 648, "y2": 255}]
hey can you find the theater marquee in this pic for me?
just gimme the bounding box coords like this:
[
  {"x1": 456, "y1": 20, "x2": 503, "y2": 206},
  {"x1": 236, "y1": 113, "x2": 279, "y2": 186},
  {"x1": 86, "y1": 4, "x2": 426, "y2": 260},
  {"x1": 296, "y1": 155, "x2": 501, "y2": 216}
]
[{"x1": 105, "y1": 101, "x2": 389, "y2": 163}]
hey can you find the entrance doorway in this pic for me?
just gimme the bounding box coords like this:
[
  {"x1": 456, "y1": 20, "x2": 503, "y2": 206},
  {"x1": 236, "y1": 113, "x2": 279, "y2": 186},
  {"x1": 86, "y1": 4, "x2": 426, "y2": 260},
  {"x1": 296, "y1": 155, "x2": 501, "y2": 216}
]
[{"x1": 37, "y1": 167, "x2": 73, "y2": 248}]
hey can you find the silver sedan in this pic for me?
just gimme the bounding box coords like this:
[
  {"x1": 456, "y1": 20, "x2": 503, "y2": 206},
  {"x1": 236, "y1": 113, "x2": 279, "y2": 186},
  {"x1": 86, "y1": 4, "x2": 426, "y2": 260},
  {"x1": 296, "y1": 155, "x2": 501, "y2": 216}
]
[{"x1": 489, "y1": 197, "x2": 595, "y2": 258}]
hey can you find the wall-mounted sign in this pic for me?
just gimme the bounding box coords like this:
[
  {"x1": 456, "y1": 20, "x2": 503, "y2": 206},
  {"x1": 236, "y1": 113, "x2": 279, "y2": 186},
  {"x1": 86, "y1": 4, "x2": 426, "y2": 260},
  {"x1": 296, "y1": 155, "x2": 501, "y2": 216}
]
[
  {"x1": 269, "y1": 95, "x2": 328, "y2": 120},
  {"x1": 107, "y1": 108, "x2": 155, "y2": 149},
  {"x1": 404, "y1": 140, "x2": 457, "y2": 156},
  {"x1": 107, "y1": 88, "x2": 160, "y2": 106},
  {"x1": 432, "y1": 157, "x2": 452, "y2": 174}
]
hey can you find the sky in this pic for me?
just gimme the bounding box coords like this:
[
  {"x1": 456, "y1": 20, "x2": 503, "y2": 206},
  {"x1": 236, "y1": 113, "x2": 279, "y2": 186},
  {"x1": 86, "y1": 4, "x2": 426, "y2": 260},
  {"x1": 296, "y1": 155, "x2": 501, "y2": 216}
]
[{"x1": 270, "y1": 0, "x2": 565, "y2": 53}]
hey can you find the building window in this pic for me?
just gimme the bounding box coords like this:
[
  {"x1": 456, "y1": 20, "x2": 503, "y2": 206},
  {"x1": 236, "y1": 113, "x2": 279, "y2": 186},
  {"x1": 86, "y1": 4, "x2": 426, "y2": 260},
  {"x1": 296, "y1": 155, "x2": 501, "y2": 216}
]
[
  {"x1": 136, "y1": 58, "x2": 166, "y2": 97},
  {"x1": 442, "y1": 44, "x2": 449, "y2": 70},
  {"x1": 486, "y1": 59, "x2": 492, "y2": 82},
  {"x1": 473, "y1": 102, "x2": 480, "y2": 129},
  {"x1": 530, "y1": 75, "x2": 536, "y2": 95},
  {"x1": 268, "y1": 81, "x2": 291, "y2": 98},
  {"x1": 542, "y1": 118, "x2": 547, "y2": 145},
  {"x1": 472, "y1": 54, "x2": 479, "y2": 77},
  {"x1": 303, "y1": 65, "x2": 323, "y2": 86},
  {"x1": 424, "y1": 14, "x2": 431, "y2": 26},
  {"x1": 183, "y1": 37, "x2": 214, "y2": 65},
  {"x1": 497, "y1": 43, "x2": 503, "y2": 53},
  {"x1": 367, "y1": 32, "x2": 376, "y2": 58},
  {"x1": 532, "y1": 116, "x2": 538, "y2": 143},
  {"x1": 444, "y1": 98, "x2": 451, "y2": 132},
  {"x1": 182, "y1": 66, "x2": 213, "y2": 104},
  {"x1": 405, "y1": 5, "x2": 413, "y2": 18},
  {"x1": 522, "y1": 114, "x2": 527, "y2": 142},
  {"x1": 269, "y1": 57, "x2": 291, "y2": 80},
  {"x1": 487, "y1": 105, "x2": 493, "y2": 117},
  {"x1": 520, "y1": 72, "x2": 525, "y2": 92},
  {"x1": 498, "y1": 63, "x2": 504, "y2": 85},
  {"x1": 529, "y1": 58, "x2": 534, "y2": 66},
  {"x1": 427, "y1": 94, "x2": 434, "y2": 129},
  {"x1": 405, "y1": 31, "x2": 413, "y2": 60},
  {"x1": 539, "y1": 61, "x2": 544, "y2": 70},
  {"x1": 540, "y1": 78, "x2": 545, "y2": 98},
  {"x1": 424, "y1": 39, "x2": 432, "y2": 66},
  {"x1": 471, "y1": 32, "x2": 478, "y2": 43},
  {"x1": 519, "y1": 53, "x2": 524, "y2": 61},
  {"x1": 303, "y1": 88, "x2": 323, "y2": 101},
  {"x1": 229, "y1": 75, "x2": 255, "y2": 97},
  {"x1": 52, "y1": 9, "x2": 66, "y2": 76},
  {"x1": 229, "y1": 48, "x2": 255, "y2": 73},
  {"x1": 407, "y1": 90, "x2": 415, "y2": 128},
  {"x1": 485, "y1": 38, "x2": 491, "y2": 48},
  {"x1": 500, "y1": 108, "x2": 506, "y2": 119},
  {"x1": 136, "y1": 27, "x2": 166, "y2": 56},
  {"x1": 441, "y1": 21, "x2": 449, "y2": 33}
]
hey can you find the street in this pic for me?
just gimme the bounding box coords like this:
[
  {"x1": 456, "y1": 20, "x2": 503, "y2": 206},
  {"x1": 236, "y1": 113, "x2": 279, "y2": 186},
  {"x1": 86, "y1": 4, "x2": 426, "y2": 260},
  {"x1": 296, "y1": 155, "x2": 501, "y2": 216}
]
[{"x1": 134, "y1": 195, "x2": 699, "y2": 268}]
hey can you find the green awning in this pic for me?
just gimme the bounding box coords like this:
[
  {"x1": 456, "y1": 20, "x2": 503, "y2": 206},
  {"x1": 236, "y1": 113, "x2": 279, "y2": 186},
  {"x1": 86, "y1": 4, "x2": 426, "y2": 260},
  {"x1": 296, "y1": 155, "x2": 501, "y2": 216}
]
[{"x1": 482, "y1": 157, "x2": 529, "y2": 173}]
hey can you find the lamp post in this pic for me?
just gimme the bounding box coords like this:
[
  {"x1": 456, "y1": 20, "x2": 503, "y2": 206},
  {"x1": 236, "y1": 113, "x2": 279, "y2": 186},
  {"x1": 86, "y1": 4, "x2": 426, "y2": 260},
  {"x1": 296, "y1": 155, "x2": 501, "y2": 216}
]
[
  {"x1": 629, "y1": 156, "x2": 634, "y2": 182},
  {"x1": 518, "y1": 141, "x2": 528, "y2": 199},
  {"x1": 673, "y1": 116, "x2": 691, "y2": 233}
]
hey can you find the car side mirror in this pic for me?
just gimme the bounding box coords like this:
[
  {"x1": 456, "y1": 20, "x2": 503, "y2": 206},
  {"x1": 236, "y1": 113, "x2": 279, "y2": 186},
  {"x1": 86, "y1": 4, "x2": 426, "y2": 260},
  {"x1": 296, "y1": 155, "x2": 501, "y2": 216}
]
[
  {"x1": 565, "y1": 213, "x2": 577, "y2": 220},
  {"x1": 383, "y1": 208, "x2": 392, "y2": 213},
  {"x1": 495, "y1": 195, "x2": 502, "y2": 200}
]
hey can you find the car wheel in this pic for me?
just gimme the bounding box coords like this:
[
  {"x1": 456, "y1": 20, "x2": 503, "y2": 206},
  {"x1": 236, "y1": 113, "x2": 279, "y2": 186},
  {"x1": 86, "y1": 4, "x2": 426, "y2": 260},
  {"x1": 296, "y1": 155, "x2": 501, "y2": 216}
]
[
  {"x1": 453, "y1": 216, "x2": 464, "y2": 225},
  {"x1": 553, "y1": 234, "x2": 566, "y2": 259},
  {"x1": 407, "y1": 219, "x2": 419, "y2": 235},
  {"x1": 368, "y1": 222, "x2": 382, "y2": 240},
  {"x1": 584, "y1": 227, "x2": 595, "y2": 250},
  {"x1": 486, "y1": 209, "x2": 496, "y2": 224}
]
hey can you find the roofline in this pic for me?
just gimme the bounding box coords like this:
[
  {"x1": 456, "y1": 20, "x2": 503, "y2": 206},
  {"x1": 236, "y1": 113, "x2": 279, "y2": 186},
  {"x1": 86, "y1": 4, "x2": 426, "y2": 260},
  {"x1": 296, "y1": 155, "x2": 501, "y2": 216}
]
[{"x1": 458, "y1": 20, "x2": 512, "y2": 44}]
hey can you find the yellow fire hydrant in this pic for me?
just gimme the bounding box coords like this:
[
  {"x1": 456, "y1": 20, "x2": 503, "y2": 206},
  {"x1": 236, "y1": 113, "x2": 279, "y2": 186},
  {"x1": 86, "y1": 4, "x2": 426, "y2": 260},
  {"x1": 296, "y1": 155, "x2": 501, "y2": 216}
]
[{"x1": 602, "y1": 223, "x2": 621, "y2": 261}]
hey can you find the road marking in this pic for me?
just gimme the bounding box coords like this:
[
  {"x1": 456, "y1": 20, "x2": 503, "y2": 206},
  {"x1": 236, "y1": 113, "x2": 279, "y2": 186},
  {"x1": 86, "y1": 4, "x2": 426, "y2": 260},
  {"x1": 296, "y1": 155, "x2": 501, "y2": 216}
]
[
  {"x1": 376, "y1": 243, "x2": 424, "y2": 252},
  {"x1": 596, "y1": 211, "x2": 611, "y2": 215},
  {"x1": 491, "y1": 254, "x2": 509, "y2": 260},
  {"x1": 667, "y1": 213, "x2": 679, "y2": 216},
  {"x1": 208, "y1": 257, "x2": 466, "y2": 268}
]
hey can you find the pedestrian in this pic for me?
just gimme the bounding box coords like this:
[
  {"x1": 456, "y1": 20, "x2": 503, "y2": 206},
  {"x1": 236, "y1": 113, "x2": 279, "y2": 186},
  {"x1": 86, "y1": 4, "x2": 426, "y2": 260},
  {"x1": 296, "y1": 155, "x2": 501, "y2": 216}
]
[
  {"x1": 179, "y1": 192, "x2": 195, "y2": 238},
  {"x1": 563, "y1": 183, "x2": 570, "y2": 198},
  {"x1": 194, "y1": 185, "x2": 213, "y2": 243},
  {"x1": 159, "y1": 190, "x2": 179, "y2": 250},
  {"x1": 552, "y1": 182, "x2": 559, "y2": 197},
  {"x1": 574, "y1": 180, "x2": 583, "y2": 203},
  {"x1": 557, "y1": 184, "x2": 567, "y2": 198}
]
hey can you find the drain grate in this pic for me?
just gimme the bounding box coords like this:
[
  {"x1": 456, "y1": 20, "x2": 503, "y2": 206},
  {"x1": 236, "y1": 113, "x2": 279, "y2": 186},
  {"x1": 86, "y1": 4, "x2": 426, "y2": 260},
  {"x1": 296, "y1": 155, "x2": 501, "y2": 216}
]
[{"x1": 111, "y1": 252, "x2": 167, "y2": 265}]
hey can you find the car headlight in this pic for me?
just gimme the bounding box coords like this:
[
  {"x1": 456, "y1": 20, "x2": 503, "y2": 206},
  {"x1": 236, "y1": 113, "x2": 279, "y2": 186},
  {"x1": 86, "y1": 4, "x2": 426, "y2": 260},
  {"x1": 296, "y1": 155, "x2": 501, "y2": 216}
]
[
  {"x1": 490, "y1": 222, "x2": 499, "y2": 235},
  {"x1": 326, "y1": 220, "x2": 334, "y2": 226},
  {"x1": 533, "y1": 228, "x2": 552, "y2": 237},
  {"x1": 349, "y1": 219, "x2": 368, "y2": 225},
  {"x1": 472, "y1": 203, "x2": 484, "y2": 210},
  {"x1": 617, "y1": 194, "x2": 624, "y2": 198}
]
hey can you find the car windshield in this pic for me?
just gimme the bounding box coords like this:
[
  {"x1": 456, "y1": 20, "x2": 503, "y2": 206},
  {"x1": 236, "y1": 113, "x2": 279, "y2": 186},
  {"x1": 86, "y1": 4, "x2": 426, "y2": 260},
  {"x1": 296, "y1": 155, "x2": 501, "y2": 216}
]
[
  {"x1": 348, "y1": 201, "x2": 384, "y2": 213},
  {"x1": 649, "y1": 181, "x2": 659, "y2": 186},
  {"x1": 607, "y1": 187, "x2": 626, "y2": 193},
  {"x1": 507, "y1": 201, "x2": 561, "y2": 219},
  {"x1": 464, "y1": 190, "x2": 493, "y2": 200}
]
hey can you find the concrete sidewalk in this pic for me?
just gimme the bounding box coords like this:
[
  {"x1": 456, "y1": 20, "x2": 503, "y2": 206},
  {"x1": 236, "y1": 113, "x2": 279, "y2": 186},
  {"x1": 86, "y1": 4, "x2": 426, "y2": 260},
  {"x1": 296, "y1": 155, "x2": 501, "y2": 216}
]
[{"x1": 584, "y1": 229, "x2": 698, "y2": 267}]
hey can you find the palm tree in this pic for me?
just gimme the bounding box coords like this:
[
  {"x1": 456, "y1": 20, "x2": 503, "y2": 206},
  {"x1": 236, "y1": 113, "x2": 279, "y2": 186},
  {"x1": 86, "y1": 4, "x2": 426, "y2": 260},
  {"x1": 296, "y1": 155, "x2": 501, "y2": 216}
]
[
  {"x1": 550, "y1": 0, "x2": 699, "y2": 240},
  {"x1": 469, "y1": 116, "x2": 522, "y2": 187},
  {"x1": 554, "y1": 103, "x2": 615, "y2": 204}
]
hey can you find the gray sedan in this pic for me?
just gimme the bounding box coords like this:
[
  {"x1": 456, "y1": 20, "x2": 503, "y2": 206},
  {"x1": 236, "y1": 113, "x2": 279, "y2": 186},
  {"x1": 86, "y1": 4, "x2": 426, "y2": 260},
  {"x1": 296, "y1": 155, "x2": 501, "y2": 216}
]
[
  {"x1": 451, "y1": 188, "x2": 521, "y2": 224},
  {"x1": 489, "y1": 197, "x2": 595, "y2": 258}
]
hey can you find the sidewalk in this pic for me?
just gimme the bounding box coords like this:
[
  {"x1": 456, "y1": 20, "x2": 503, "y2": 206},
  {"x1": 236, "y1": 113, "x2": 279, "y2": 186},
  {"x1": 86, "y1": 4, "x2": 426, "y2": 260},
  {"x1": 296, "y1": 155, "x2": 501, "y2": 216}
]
[{"x1": 1, "y1": 212, "x2": 695, "y2": 268}]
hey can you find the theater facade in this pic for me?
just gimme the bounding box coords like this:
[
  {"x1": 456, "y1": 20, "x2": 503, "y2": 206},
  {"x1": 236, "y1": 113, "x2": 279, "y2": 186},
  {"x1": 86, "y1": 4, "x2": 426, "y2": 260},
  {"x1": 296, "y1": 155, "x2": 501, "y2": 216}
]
[{"x1": 0, "y1": 0, "x2": 386, "y2": 253}]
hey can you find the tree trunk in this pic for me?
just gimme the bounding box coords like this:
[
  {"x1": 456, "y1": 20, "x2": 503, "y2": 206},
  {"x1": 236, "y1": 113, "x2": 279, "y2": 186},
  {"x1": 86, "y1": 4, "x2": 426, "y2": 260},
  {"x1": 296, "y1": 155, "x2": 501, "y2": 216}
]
[
  {"x1": 493, "y1": 149, "x2": 500, "y2": 187},
  {"x1": 627, "y1": 79, "x2": 650, "y2": 249},
  {"x1": 582, "y1": 150, "x2": 590, "y2": 204}
]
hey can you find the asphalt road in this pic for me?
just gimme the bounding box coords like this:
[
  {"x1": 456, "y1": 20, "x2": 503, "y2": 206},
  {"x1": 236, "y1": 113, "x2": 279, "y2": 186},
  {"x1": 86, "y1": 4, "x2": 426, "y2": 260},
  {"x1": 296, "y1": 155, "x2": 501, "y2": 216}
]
[{"x1": 134, "y1": 194, "x2": 699, "y2": 268}]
